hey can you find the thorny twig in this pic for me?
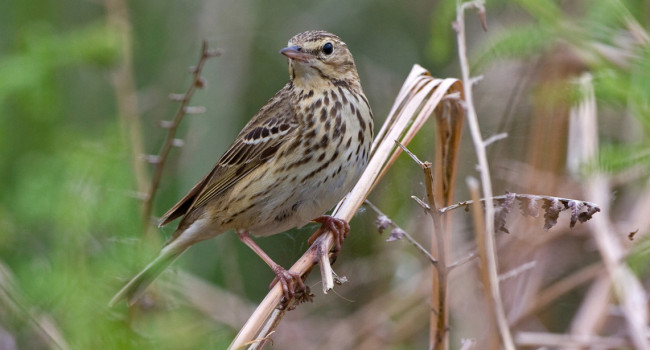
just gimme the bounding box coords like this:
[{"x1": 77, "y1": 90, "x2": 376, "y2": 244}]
[
  {"x1": 141, "y1": 41, "x2": 221, "y2": 225},
  {"x1": 395, "y1": 141, "x2": 450, "y2": 349},
  {"x1": 364, "y1": 200, "x2": 437, "y2": 265}
]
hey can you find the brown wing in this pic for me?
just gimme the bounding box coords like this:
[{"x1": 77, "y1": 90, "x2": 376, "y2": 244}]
[{"x1": 158, "y1": 85, "x2": 299, "y2": 226}]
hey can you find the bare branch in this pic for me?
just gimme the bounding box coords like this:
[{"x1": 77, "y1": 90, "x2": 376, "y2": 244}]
[{"x1": 141, "y1": 41, "x2": 221, "y2": 225}]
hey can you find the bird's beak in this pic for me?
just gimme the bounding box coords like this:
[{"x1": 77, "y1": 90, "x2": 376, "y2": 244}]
[{"x1": 280, "y1": 45, "x2": 313, "y2": 62}]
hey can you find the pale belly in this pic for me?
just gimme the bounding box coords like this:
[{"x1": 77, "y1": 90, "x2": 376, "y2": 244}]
[
  {"x1": 236, "y1": 140, "x2": 368, "y2": 237},
  {"x1": 217, "y1": 87, "x2": 373, "y2": 237}
]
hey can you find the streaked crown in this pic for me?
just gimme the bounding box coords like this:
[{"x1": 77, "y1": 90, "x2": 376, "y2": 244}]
[{"x1": 280, "y1": 30, "x2": 360, "y2": 91}]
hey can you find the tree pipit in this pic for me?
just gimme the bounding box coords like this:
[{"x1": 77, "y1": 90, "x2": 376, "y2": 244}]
[{"x1": 110, "y1": 30, "x2": 373, "y2": 306}]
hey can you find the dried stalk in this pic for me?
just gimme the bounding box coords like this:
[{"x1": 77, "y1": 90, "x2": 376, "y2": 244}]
[
  {"x1": 515, "y1": 332, "x2": 631, "y2": 349},
  {"x1": 105, "y1": 0, "x2": 148, "y2": 202},
  {"x1": 365, "y1": 200, "x2": 437, "y2": 264},
  {"x1": 397, "y1": 143, "x2": 450, "y2": 349},
  {"x1": 0, "y1": 263, "x2": 69, "y2": 350},
  {"x1": 455, "y1": 1, "x2": 515, "y2": 348},
  {"x1": 141, "y1": 41, "x2": 221, "y2": 225},
  {"x1": 512, "y1": 262, "x2": 603, "y2": 327},
  {"x1": 228, "y1": 65, "x2": 464, "y2": 349},
  {"x1": 573, "y1": 73, "x2": 650, "y2": 349}
]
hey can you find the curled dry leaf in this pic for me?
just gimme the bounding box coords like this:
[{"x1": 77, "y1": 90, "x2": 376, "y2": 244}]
[
  {"x1": 567, "y1": 200, "x2": 581, "y2": 228},
  {"x1": 386, "y1": 228, "x2": 406, "y2": 242},
  {"x1": 542, "y1": 198, "x2": 562, "y2": 231},
  {"x1": 376, "y1": 215, "x2": 392, "y2": 234},
  {"x1": 518, "y1": 196, "x2": 539, "y2": 217},
  {"x1": 494, "y1": 192, "x2": 516, "y2": 233},
  {"x1": 447, "y1": 193, "x2": 601, "y2": 232}
]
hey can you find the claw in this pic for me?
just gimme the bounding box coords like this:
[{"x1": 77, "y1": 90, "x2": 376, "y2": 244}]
[
  {"x1": 308, "y1": 216, "x2": 350, "y2": 262},
  {"x1": 270, "y1": 265, "x2": 306, "y2": 300}
]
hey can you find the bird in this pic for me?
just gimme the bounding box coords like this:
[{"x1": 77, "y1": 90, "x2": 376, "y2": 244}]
[{"x1": 110, "y1": 30, "x2": 374, "y2": 306}]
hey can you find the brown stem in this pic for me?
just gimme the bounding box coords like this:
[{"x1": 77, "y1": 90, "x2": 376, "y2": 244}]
[
  {"x1": 141, "y1": 41, "x2": 221, "y2": 225},
  {"x1": 104, "y1": 0, "x2": 149, "y2": 217},
  {"x1": 455, "y1": 1, "x2": 515, "y2": 348},
  {"x1": 396, "y1": 142, "x2": 448, "y2": 349}
]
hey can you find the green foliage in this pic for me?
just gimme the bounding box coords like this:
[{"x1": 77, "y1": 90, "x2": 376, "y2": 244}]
[
  {"x1": 471, "y1": 24, "x2": 556, "y2": 69},
  {"x1": 427, "y1": 0, "x2": 458, "y2": 65},
  {"x1": 473, "y1": 0, "x2": 650, "y2": 178},
  {"x1": 0, "y1": 21, "x2": 121, "y2": 99}
]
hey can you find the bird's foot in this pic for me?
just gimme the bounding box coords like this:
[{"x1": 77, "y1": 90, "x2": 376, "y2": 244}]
[
  {"x1": 269, "y1": 265, "x2": 306, "y2": 301},
  {"x1": 308, "y1": 215, "x2": 350, "y2": 262}
]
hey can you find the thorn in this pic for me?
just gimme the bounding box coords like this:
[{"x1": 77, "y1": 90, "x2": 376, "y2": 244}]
[
  {"x1": 168, "y1": 93, "x2": 186, "y2": 101},
  {"x1": 188, "y1": 66, "x2": 198, "y2": 74},
  {"x1": 195, "y1": 76, "x2": 207, "y2": 89},
  {"x1": 411, "y1": 196, "x2": 431, "y2": 211},
  {"x1": 183, "y1": 106, "x2": 206, "y2": 114},
  {"x1": 159, "y1": 120, "x2": 174, "y2": 129},
  {"x1": 483, "y1": 133, "x2": 508, "y2": 147},
  {"x1": 142, "y1": 154, "x2": 162, "y2": 164},
  {"x1": 452, "y1": 21, "x2": 461, "y2": 33},
  {"x1": 172, "y1": 138, "x2": 185, "y2": 148},
  {"x1": 206, "y1": 48, "x2": 222, "y2": 58},
  {"x1": 395, "y1": 141, "x2": 424, "y2": 166},
  {"x1": 127, "y1": 191, "x2": 149, "y2": 200},
  {"x1": 469, "y1": 75, "x2": 484, "y2": 86},
  {"x1": 478, "y1": 5, "x2": 488, "y2": 32}
]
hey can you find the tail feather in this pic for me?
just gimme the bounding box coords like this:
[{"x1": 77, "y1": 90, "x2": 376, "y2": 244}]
[{"x1": 109, "y1": 247, "x2": 187, "y2": 307}]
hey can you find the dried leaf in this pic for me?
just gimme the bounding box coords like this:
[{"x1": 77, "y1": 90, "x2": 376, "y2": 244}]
[
  {"x1": 386, "y1": 228, "x2": 405, "y2": 242},
  {"x1": 567, "y1": 200, "x2": 582, "y2": 228},
  {"x1": 578, "y1": 204, "x2": 600, "y2": 224},
  {"x1": 376, "y1": 215, "x2": 392, "y2": 234},
  {"x1": 494, "y1": 192, "x2": 516, "y2": 233},
  {"x1": 518, "y1": 196, "x2": 539, "y2": 217},
  {"x1": 542, "y1": 198, "x2": 562, "y2": 230}
]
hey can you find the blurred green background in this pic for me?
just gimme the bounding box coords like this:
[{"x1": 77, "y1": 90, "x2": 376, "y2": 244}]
[{"x1": 2, "y1": 0, "x2": 650, "y2": 349}]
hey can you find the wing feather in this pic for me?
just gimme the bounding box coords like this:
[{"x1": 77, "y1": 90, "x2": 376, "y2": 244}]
[{"x1": 159, "y1": 86, "x2": 299, "y2": 226}]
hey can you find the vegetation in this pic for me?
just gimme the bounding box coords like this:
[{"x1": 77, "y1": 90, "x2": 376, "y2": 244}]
[{"x1": 1, "y1": 0, "x2": 649, "y2": 348}]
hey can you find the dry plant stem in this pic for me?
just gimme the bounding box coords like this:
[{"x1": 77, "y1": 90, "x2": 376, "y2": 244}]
[
  {"x1": 566, "y1": 274, "x2": 611, "y2": 350},
  {"x1": 439, "y1": 193, "x2": 599, "y2": 214},
  {"x1": 0, "y1": 265, "x2": 70, "y2": 350},
  {"x1": 459, "y1": 339, "x2": 476, "y2": 350},
  {"x1": 141, "y1": 41, "x2": 220, "y2": 224},
  {"x1": 448, "y1": 251, "x2": 478, "y2": 271},
  {"x1": 428, "y1": 163, "x2": 448, "y2": 350},
  {"x1": 104, "y1": 0, "x2": 149, "y2": 210},
  {"x1": 587, "y1": 180, "x2": 649, "y2": 349},
  {"x1": 455, "y1": 1, "x2": 515, "y2": 349},
  {"x1": 229, "y1": 65, "x2": 464, "y2": 350},
  {"x1": 515, "y1": 332, "x2": 631, "y2": 349},
  {"x1": 364, "y1": 200, "x2": 437, "y2": 264},
  {"x1": 467, "y1": 177, "x2": 497, "y2": 347},
  {"x1": 512, "y1": 262, "x2": 603, "y2": 327},
  {"x1": 396, "y1": 142, "x2": 448, "y2": 349},
  {"x1": 572, "y1": 73, "x2": 649, "y2": 349}
]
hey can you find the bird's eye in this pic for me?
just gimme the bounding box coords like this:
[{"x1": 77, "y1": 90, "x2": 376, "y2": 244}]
[{"x1": 322, "y1": 42, "x2": 333, "y2": 55}]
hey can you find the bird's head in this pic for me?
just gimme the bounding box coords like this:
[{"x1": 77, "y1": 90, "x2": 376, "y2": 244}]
[{"x1": 280, "y1": 30, "x2": 360, "y2": 90}]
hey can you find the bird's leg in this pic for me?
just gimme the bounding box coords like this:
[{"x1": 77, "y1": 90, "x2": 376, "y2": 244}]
[
  {"x1": 307, "y1": 215, "x2": 350, "y2": 262},
  {"x1": 236, "y1": 229, "x2": 305, "y2": 300}
]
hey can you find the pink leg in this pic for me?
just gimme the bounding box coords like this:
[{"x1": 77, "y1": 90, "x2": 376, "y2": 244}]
[
  {"x1": 236, "y1": 229, "x2": 305, "y2": 300},
  {"x1": 307, "y1": 215, "x2": 351, "y2": 261}
]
